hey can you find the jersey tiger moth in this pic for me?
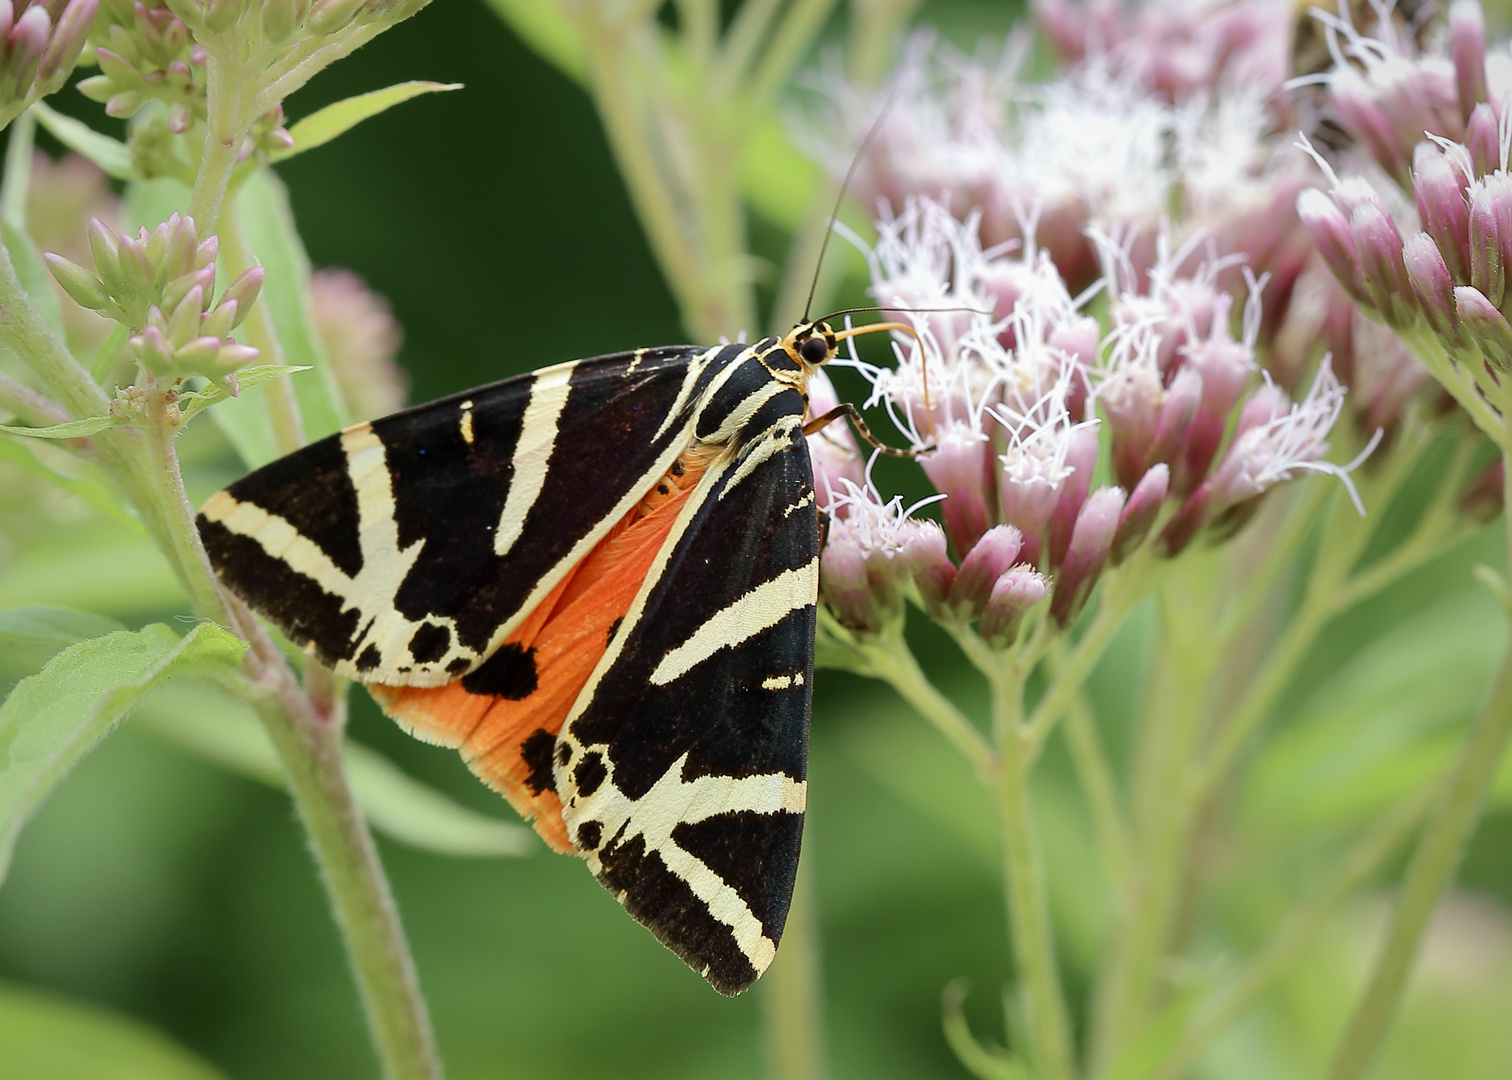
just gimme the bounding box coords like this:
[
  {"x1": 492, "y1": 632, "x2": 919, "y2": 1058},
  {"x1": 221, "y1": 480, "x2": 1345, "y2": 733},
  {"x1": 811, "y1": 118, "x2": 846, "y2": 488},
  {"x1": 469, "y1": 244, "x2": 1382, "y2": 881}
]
[{"x1": 196, "y1": 317, "x2": 909, "y2": 994}]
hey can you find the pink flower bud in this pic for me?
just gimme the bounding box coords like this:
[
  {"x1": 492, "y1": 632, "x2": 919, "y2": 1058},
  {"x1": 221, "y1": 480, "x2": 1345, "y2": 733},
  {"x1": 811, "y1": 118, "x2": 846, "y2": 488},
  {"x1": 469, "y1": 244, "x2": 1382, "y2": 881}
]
[
  {"x1": 1111, "y1": 464, "x2": 1169, "y2": 564},
  {"x1": 1159, "y1": 481, "x2": 1210, "y2": 557},
  {"x1": 920, "y1": 424, "x2": 996, "y2": 555},
  {"x1": 979, "y1": 565, "x2": 1047, "y2": 648},
  {"x1": 1455, "y1": 285, "x2": 1512, "y2": 370},
  {"x1": 1451, "y1": 0, "x2": 1488, "y2": 122},
  {"x1": 1298, "y1": 189, "x2": 1369, "y2": 307},
  {"x1": 1412, "y1": 142, "x2": 1472, "y2": 284},
  {"x1": 1233, "y1": 380, "x2": 1290, "y2": 443},
  {"x1": 948, "y1": 524, "x2": 1024, "y2": 621},
  {"x1": 1467, "y1": 177, "x2": 1512, "y2": 309},
  {"x1": 1179, "y1": 334, "x2": 1251, "y2": 492},
  {"x1": 1050, "y1": 486, "x2": 1126, "y2": 626},
  {"x1": 1351, "y1": 202, "x2": 1416, "y2": 326},
  {"x1": 821, "y1": 531, "x2": 876, "y2": 632},
  {"x1": 899, "y1": 520, "x2": 956, "y2": 619},
  {"x1": 1466, "y1": 102, "x2": 1501, "y2": 178},
  {"x1": 1045, "y1": 425, "x2": 1099, "y2": 570},
  {"x1": 1403, "y1": 231, "x2": 1462, "y2": 340},
  {"x1": 806, "y1": 373, "x2": 862, "y2": 518}
]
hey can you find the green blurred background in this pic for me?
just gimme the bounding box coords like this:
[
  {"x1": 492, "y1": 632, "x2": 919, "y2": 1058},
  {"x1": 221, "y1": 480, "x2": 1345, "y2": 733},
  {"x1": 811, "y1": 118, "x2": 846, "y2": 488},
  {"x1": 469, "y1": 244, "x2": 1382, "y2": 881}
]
[{"x1": 3, "y1": 3, "x2": 1512, "y2": 1078}]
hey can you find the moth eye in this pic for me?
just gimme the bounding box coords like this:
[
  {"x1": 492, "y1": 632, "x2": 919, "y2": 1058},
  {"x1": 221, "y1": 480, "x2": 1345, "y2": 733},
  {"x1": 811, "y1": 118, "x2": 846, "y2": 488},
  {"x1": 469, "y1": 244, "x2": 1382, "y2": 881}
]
[{"x1": 798, "y1": 336, "x2": 828, "y2": 365}]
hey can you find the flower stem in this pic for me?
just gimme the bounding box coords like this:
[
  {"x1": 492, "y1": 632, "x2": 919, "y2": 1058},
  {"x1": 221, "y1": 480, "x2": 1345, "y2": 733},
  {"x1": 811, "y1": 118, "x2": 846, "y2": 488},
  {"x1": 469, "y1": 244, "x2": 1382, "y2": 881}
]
[
  {"x1": 761, "y1": 854, "x2": 827, "y2": 1080},
  {"x1": 1150, "y1": 789, "x2": 1431, "y2": 1080},
  {"x1": 190, "y1": 50, "x2": 249, "y2": 231},
  {"x1": 866, "y1": 632, "x2": 995, "y2": 777},
  {"x1": 1325, "y1": 443, "x2": 1512, "y2": 1080},
  {"x1": 253, "y1": 683, "x2": 443, "y2": 1080},
  {"x1": 997, "y1": 730, "x2": 1076, "y2": 1080}
]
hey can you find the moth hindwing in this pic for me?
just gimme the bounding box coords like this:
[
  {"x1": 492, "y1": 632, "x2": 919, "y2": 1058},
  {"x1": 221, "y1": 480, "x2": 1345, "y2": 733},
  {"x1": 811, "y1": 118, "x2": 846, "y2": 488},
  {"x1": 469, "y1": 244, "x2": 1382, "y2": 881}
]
[{"x1": 197, "y1": 329, "x2": 829, "y2": 994}]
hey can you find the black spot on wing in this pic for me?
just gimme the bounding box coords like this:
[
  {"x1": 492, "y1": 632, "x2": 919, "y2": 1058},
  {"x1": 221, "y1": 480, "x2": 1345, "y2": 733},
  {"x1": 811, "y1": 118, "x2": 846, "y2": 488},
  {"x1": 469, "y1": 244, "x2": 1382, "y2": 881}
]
[
  {"x1": 407, "y1": 622, "x2": 450, "y2": 664},
  {"x1": 573, "y1": 751, "x2": 606, "y2": 797},
  {"x1": 198, "y1": 519, "x2": 361, "y2": 660},
  {"x1": 575, "y1": 819, "x2": 603, "y2": 850},
  {"x1": 596, "y1": 832, "x2": 759, "y2": 996},
  {"x1": 521, "y1": 728, "x2": 557, "y2": 795},
  {"x1": 672, "y1": 810, "x2": 802, "y2": 940},
  {"x1": 356, "y1": 644, "x2": 382, "y2": 671},
  {"x1": 223, "y1": 430, "x2": 364, "y2": 579},
  {"x1": 462, "y1": 642, "x2": 538, "y2": 699}
]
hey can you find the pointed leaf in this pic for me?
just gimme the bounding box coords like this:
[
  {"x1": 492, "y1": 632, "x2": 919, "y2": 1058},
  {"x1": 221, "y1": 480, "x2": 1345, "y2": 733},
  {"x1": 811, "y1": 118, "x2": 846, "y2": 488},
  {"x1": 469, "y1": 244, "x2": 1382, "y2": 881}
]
[
  {"x1": 0, "y1": 979, "x2": 228, "y2": 1080},
  {"x1": 0, "y1": 606, "x2": 127, "y2": 685},
  {"x1": 1, "y1": 218, "x2": 64, "y2": 341},
  {"x1": 0, "y1": 413, "x2": 123, "y2": 439},
  {"x1": 272, "y1": 81, "x2": 463, "y2": 162},
  {"x1": 141, "y1": 684, "x2": 534, "y2": 857},
  {"x1": 234, "y1": 168, "x2": 350, "y2": 456},
  {"x1": 176, "y1": 364, "x2": 311, "y2": 425},
  {"x1": 31, "y1": 102, "x2": 135, "y2": 180},
  {"x1": 0, "y1": 622, "x2": 245, "y2": 883}
]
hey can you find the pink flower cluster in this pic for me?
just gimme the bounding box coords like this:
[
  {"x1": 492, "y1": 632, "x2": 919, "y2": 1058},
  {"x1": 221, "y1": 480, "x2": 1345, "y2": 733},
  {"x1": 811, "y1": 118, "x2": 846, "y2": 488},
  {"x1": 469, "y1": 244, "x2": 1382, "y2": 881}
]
[{"x1": 810, "y1": 200, "x2": 1359, "y2": 639}]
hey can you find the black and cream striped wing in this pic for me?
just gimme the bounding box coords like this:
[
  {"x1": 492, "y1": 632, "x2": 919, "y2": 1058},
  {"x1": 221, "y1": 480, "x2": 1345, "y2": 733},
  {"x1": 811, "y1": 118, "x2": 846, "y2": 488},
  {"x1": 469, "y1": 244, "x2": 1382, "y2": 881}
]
[
  {"x1": 554, "y1": 411, "x2": 819, "y2": 995},
  {"x1": 197, "y1": 346, "x2": 719, "y2": 686}
]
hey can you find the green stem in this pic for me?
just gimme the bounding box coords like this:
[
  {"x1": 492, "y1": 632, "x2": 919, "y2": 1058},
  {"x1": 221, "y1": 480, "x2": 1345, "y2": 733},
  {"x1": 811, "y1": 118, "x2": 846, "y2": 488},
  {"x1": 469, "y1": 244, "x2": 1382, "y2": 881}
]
[
  {"x1": 189, "y1": 51, "x2": 249, "y2": 231},
  {"x1": 252, "y1": 682, "x2": 443, "y2": 1080},
  {"x1": 1, "y1": 107, "x2": 36, "y2": 229},
  {"x1": 1059, "y1": 676, "x2": 1136, "y2": 898},
  {"x1": 761, "y1": 853, "x2": 828, "y2": 1080},
  {"x1": 1148, "y1": 790, "x2": 1431, "y2": 1080},
  {"x1": 998, "y1": 732, "x2": 1076, "y2": 1080},
  {"x1": 867, "y1": 632, "x2": 995, "y2": 777},
  {"x1": 1325, "y1": 443, "x2": 1512, "y2": 1080}
]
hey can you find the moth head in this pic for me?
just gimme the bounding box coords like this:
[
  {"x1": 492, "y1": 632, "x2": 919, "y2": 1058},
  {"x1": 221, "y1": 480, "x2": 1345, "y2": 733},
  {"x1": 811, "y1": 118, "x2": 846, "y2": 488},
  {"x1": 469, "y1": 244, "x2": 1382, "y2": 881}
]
[{"x1": 782, "y1": 320, "x2": 838, "y2": 370}]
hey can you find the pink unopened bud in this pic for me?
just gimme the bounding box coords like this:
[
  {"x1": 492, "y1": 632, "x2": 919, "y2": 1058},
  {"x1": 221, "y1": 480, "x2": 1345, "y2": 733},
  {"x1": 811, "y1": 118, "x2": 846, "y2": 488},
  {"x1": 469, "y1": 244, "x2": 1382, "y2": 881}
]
[
  {"x1": 1179, "y1": 335, "x2": 1251, "y2": 492},
  {"x1": 1050, "y1": 486, "x2": 1126, "y2": 626},
  {"x1": 1351, "y1": 202, "x2": 1416, "y2": 326},
  {"x1": 1451, "y1": 0, "x2": 1488, "y2": 122},
  {"x1": 1045, "y1": 425, "x2": 1099, "y2": 570},
  {"x1": 1233, "y1": 380, "x2": 1291, "y2": 443},
  {"x1": 899, "y1": 520, "x2": 956, "y2": 619},
  {"x1": 1111, "y1": 464, "x2": 1169, "y2": 564},
  {"x1": 1467, "y1": 176, "x2": 1512, "y2": 309},
  {"x1": 820, "y1": 531, "x2": 878, "y2": 634},
  {"x1": 1050, "y1": 316, "x2": 1099, "y2": 419},
  {"x1": 1404, "y1": 231, "x2": 1462, "y2": 341},
  {"x1": 979, "y1": 565, "x2": 1048, "y2": 648},
  {"x1": 1413, "y1": 142, "x2": 1472, "y2": 284},
  {"x1": 1455, "y1": 285, "x2": 1512, "y2": 369},
  {"x1": 1298, "y1": 189, "x2": 1369, "y2": 307},
  {"x1": 921, "y1": 424, "x2": 996, "y2": 555},
  {"x1": 1158, "y1": 481, "x2": 1210, "y2": 558},
  {"x1": 947, "y1": 525, "x2": 1024, "y2": 621},
  {"x1": 1466, "y1": 102, "x2": 1501, "y2": 179}
]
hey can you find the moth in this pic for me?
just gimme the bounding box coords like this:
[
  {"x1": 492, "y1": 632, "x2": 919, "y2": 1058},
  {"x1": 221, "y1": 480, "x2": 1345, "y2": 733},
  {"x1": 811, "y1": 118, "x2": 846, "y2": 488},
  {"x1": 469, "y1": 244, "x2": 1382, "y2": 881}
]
[{"x1": 196, "y1": 316, "x2": 908, "y2": 994}]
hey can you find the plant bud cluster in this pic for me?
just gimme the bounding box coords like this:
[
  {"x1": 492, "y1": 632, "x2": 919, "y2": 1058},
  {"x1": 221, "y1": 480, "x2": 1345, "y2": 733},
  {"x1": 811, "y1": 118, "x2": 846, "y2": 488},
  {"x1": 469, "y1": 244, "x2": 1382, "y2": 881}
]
[
  {"x1": 0, "y1": 0, "x2": 96, "y2": 128},
  {"x1": 45, "y1": 212, "x2": 262, "y2": 390}
]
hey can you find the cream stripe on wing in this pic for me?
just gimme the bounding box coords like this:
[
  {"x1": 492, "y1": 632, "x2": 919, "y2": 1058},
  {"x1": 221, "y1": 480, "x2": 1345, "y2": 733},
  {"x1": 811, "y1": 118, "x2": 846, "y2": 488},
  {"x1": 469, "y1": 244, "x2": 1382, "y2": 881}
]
[
  {"x1": 494, "y1": 363, "x2": 575, "y2": 556},
  {"x1": 648, "y1": 559, "x2": 818, "y2": 686},
  {"x1": 200, "y1": 491, "x2": 353, "y2": 598}
]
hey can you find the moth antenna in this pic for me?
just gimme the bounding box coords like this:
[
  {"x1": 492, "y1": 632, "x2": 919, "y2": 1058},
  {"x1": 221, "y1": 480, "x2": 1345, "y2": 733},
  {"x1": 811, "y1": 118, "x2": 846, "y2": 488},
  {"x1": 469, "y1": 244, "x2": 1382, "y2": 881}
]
[{"x1": 802, "y1": 88, "x2": 900, "y2": 323}]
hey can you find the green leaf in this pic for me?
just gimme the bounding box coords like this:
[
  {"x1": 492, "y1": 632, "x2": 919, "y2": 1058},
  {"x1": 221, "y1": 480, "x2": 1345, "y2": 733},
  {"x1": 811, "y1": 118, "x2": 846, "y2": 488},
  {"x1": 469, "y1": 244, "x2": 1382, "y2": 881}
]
[
  {"x1": 0, "y1": 606, "x2": 126, "y2": 685},
  {"x1": 139, "y1": 684, "x2": 534, "y2": 857},
  {"x1": 1243, "y1": 589, "x2": 1507, "y2": 832},
  {"x1": 0, "y1": 979, "x2": 228, "y2": 1080},
  {"x1": 271, "y1": 81, "x2": 463, "y2": 163},
  {"x1": 1, "y1": 218, "x2": 64, "y2": 341},
  {"x1": 233, "y1": 169, "x2": 350, "y2": 455},
  {"x1": 0, "y1": 439, "x2": 139, "y2": 529},
  {"x1": 0, "y1": 622, "x2": 245, "y2": 883},
  {"x1": 176, "y1": 364, "x2": 311, "y2": 425},
  {"x1": 480, "y1": 0, "x2": 585, "y2": 80},
  {"x1": 0, "y1": 414, "x2": 123, "y2": 439},
  {"x1": 31, "y1": 103, "x2": 134, "y2": 180}
]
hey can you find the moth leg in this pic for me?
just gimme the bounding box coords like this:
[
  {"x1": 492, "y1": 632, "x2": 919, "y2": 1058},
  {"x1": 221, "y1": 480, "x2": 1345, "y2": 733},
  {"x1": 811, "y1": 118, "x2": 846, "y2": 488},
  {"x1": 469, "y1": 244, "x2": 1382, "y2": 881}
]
[{"x1": 801, "y1": 402, "x2": 934, "y2": 457}]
